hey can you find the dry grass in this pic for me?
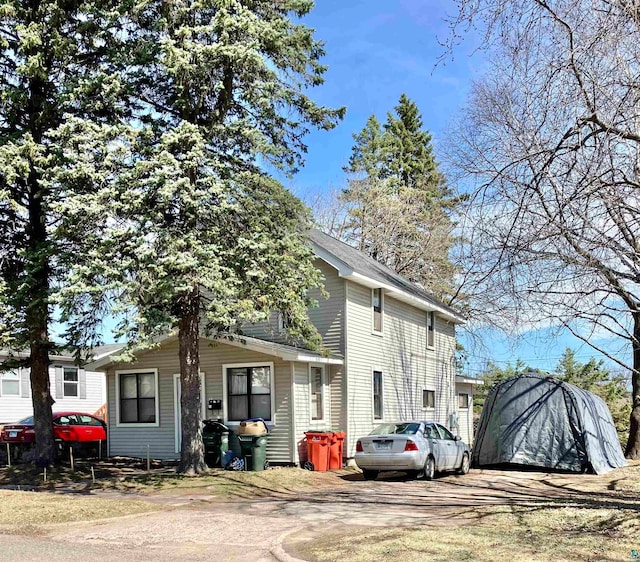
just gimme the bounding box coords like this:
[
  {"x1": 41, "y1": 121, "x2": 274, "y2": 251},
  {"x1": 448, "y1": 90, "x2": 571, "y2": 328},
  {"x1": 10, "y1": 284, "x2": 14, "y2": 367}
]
[
  {"x1": 111, "y1": 466, "x2": 354, "y2": 498},
  {"x1": 0, "y1": 490, "x2": 158, "y2": 531},
  {"x1": 297, "y1": 505, "x2": 640, "y2": 562}
]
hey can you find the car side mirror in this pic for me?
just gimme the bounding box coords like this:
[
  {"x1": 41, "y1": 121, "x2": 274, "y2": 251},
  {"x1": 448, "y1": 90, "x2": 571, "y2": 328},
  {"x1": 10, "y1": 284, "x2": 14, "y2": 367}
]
[{"x1": 454, "y1": 435, "x2": 461, "y2": 441}]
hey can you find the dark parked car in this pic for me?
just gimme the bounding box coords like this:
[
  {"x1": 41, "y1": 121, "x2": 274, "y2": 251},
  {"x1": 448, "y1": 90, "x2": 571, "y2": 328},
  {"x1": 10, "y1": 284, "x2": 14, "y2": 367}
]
[{"x1": 354, "y1": 421, "x2": 471, "y2": 480}]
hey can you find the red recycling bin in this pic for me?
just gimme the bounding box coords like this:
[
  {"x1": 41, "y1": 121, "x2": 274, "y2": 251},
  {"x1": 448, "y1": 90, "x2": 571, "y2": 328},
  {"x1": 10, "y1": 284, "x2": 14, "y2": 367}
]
[
  {"x1": 304, "y1": 432, "x2": 331, "y2": 471},
  {"x1": 329, "y1": 432, "x2": 346, "y2": 470}
]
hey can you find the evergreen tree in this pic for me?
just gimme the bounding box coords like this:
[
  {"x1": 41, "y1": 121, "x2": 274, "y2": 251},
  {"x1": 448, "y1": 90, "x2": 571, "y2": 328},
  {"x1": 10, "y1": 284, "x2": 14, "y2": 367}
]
[
  {"x1": 555, "y1": 349, "x2": 630, "y2": 443},
  {"x1": 0, "y1": 0, "x2": 129, "y2": 466},
  {"x1": 57, "y1": 0, "x2": 344, "y2": 474},
  {"x1": 339, "y1": 94, "x2": 460, "y2": 301},
  {"x1": 474, "y1": 360, "x2": 526, "y2": 418}
]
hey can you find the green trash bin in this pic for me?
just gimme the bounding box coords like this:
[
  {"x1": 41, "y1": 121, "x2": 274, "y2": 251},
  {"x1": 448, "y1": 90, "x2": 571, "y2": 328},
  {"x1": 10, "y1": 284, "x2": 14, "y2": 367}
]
[
  {"x1": 202, "y1": 420, "x2": 229, "y2": 468},
  {"x1": 238, "y1": 434, "x2": 269, "y2": 471}
]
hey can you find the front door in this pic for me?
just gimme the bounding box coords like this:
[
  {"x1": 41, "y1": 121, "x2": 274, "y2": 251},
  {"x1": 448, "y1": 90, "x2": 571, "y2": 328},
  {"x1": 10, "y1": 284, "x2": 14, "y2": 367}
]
[{"x1": 174, "y1": 373, "x2": 206, "y2": 454}]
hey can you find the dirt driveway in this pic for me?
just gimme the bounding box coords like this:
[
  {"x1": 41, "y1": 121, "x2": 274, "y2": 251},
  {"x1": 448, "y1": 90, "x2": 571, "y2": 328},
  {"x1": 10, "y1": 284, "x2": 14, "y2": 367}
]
[{"x1": 1, "y1": 467, "x2": 636, "y2": 562}]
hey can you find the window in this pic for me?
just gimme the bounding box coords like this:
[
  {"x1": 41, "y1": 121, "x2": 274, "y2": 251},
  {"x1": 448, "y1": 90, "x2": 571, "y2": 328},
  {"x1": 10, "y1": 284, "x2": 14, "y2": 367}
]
[
  {"x1": 372, "y1": 288, "x2": 383, "y2": 333},
  {"x1": 227, "y1": 365, "x2": 272, "y2": 421},
  {"x1": 458, "y1": 393, "x2": 470, "y2": 409},
  {"x1": 277, "y1": 312, "x2": 290, "y2": 333},
  {"x1": 427, "y1": 311, "x2": 435, "y2": 348},
  {"x1": 437, "y1": 424, "x2": 455, "y2": 440},
  {"x1": 423, "y1": 389, "x2": 435, "y2": 409},
  {"x1": 373, "y1": 370, "x2": 383, "y2": 419},
  {"x1": 63, "y1": 367, "x2": 78, "y2": 397},
  {"x1": 424, "y1": 423, "x2": 439, "y2": 439},
  {"x1": 310, "y1": 366, "x2": 324, "y2": 421},
  {"x1": 0, "y1": 369, "x2": 19, "y2": 396},
  {"x1": 119, "y1": 371, "x2": 157, "y2": 424}
]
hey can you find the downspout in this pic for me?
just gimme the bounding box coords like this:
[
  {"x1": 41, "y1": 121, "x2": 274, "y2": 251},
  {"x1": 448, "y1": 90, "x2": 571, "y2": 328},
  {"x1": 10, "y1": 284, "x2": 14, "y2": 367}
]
[
  {"x1": 344, "y1": 282, "x2": 350, "y2": 458},
  {"x1": 290, "y1": 362, "x2": 297, "y2": 465}
]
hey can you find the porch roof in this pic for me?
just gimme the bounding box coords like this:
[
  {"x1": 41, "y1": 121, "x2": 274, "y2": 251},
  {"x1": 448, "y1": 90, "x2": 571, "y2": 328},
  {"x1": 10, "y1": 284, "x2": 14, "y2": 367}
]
[{"x1": 87, "y1": 333, "x2": 343, "y2": 371}]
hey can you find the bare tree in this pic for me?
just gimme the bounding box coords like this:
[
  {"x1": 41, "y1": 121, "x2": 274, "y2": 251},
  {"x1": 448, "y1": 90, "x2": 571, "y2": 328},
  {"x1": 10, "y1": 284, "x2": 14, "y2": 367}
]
[{"x1": 446, "y1": 0, "x2": 640, "y2": 457}]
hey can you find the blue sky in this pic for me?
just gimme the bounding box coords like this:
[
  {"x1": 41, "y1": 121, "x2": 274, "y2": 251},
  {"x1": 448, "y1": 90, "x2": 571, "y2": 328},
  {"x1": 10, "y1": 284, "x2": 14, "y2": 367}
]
[
  {"x1": 287, "y1": 0, "x2": 482, "y2": 198},
  {"x1": 283, "y1": 1, "x2": 631, "y2": 379}
]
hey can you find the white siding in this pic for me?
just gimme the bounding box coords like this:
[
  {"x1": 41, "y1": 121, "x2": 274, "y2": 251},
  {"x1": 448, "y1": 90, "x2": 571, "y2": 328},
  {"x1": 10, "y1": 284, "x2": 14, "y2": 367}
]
[
  {"x1": 105, "y1": 338, "x2": 296, "y2": 463},
  {"x1": 0, "y1": 365, "x2": 105, "y2": 424},
  {"x1": 343, "y1": 281, "x2": 458, "y2": 456},
  {"x1": 455, "y1": 382, "x2": 474, "y2": 446}
]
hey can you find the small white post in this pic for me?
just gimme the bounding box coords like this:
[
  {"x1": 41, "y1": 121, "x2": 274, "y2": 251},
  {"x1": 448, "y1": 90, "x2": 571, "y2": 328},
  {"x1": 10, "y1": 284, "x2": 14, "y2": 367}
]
[
  {"x1": 146, "y1": 445, "x2": 150, "y2": 472},
  {"x1": 99, "y1": 440, "x2": 102, "y2": 460},
  {"x1": 91, "y1": 466, "x2": 95, "y2": 485},
  {"x1": 5, "y1": 443, "x2": 10, "y2": 467},
  {"x1": 43, "y1": 467, "x2": 47, "y2": 482},
  {"x1": 69, "y1": 446, "x2": 74, "y2": 472}
]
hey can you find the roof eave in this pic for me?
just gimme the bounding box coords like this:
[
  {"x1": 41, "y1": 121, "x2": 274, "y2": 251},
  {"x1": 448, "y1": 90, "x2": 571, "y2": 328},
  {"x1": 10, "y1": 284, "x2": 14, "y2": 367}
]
[
  {"x1": 87, "y1": 334, "x2": 343, "y2": 370},
  {"x1": 455, "y1": 375, "x2": 483, "y2": 385}
]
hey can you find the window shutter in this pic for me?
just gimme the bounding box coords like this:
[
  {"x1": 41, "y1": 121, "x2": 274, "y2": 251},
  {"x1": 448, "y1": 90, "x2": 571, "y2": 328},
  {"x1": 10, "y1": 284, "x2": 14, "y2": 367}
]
[
  {"x1": 54, "y1": 366, "x2": 63, "y2": 399},
  {"x1": 20, "y1": 368, "x2": 30, "y2": 398},
  {"x1": 79, "y1": 368, "x2": 86, "y2": 399}
]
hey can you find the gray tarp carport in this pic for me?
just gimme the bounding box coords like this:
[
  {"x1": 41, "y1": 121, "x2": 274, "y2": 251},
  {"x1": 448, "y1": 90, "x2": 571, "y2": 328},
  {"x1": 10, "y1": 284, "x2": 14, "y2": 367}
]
[{"x1": 473, "y1": 373, "x2": 627, "y2": 474}]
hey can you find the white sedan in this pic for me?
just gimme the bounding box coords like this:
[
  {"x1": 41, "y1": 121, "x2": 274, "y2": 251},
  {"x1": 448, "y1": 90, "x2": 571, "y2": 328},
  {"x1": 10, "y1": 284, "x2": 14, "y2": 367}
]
[{"x1": 354, "y1": 421, "x2": 471, "y2": 480}]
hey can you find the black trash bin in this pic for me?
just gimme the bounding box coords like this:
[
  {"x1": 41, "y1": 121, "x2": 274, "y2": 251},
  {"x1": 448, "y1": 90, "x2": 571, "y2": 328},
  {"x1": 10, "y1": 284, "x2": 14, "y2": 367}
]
[{"x1": 202, "y1": 420, "x2": 229, "y2": 468}]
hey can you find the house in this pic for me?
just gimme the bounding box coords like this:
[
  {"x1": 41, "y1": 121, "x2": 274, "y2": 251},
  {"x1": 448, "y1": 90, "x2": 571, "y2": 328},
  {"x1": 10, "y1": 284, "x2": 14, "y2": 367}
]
[
  {"x1": 0, "y1": 348, "x2": 109, "y2": 424},
  {"x1": 89, "y1": 230, "x2": 477, "y2": 464}
]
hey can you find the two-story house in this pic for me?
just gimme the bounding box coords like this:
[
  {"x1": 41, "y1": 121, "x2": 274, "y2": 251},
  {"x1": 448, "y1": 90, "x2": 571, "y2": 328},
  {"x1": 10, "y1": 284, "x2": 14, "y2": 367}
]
[
  {"x1": 89, "y1": 230, "x2": 476, "y2": 464},
  {"x1": 0, "y1": 348, "x2": 109, "y2": 425}
]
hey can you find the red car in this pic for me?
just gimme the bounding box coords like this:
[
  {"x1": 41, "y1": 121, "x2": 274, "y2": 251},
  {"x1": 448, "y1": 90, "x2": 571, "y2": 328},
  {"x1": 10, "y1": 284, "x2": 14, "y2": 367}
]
[{"x1": 1, "y1": 412, "x2": 107, "y2": 453}]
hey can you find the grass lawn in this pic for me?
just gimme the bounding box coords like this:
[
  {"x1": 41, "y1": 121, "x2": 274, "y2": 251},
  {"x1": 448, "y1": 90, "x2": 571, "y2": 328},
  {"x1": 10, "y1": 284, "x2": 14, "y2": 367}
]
[
  {"x1": 297, "y1": 505, "x2": 640, "y2": 562},
  {"x1": 105, "y1": 465, "x2": 355, "y2": 498},
  {"x1": 0, "y1": 457, "x2": 353, "y2": 497},
  {"x1": 0, "y1": 490, "x2": 158, "y2": 533}
]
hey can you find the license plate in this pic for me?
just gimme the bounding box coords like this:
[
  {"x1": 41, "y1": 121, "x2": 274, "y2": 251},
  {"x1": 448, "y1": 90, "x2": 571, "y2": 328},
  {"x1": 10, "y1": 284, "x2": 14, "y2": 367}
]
[
  {"x1": 8, "y1": 431, "x2": 17, "y2": 438},
  {"x1": 374, "y1": 440, "x2": 392, "y2": 450}
]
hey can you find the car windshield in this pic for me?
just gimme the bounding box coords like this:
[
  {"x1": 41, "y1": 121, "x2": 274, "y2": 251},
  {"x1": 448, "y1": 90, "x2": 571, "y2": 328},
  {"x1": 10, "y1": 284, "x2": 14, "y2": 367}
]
[
  {"x1": 16, "y1": 416, "x2": 33, "y2": 425},
  {"x1": 370, "y1": 423, "x2": 421, "y2": 436}
]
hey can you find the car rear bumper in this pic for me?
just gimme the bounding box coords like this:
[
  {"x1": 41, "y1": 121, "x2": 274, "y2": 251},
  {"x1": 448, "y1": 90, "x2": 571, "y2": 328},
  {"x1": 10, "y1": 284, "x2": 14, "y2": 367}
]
[{"x1": 354, "y1": 451, "x2": 425, "y2": 471}]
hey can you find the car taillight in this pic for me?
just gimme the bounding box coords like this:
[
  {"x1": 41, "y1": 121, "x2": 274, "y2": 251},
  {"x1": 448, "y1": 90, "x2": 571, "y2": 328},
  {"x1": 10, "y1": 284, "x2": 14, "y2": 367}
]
[
  {"x1": 356, "y1": 440, "x2": 363, "y2": 452},
  {"x1": 404, "y1": 440, "x2": 419, "y2": 451},
  {"x1": 25, "y1": 429, "x2": 35, "y2": 434}
]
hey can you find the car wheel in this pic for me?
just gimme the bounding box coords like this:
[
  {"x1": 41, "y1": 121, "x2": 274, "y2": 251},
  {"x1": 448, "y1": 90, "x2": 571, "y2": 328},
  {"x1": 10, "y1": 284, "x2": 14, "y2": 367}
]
[
  {"x1": 424, "y1": 456, "x2": 435, "y2": 481},
  {"x1": 362, "y1": 469, "x2": 379, "y2": 480},
  {"x1": 457, "y1": 452, "x2": 470, "y2": 475}
]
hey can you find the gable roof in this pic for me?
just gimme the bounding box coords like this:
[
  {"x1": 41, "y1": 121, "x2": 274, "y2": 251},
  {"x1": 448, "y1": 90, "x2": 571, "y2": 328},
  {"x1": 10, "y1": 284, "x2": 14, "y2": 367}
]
[{"x1": 309, "y1": 229, "x2": 464, "y2": 324}]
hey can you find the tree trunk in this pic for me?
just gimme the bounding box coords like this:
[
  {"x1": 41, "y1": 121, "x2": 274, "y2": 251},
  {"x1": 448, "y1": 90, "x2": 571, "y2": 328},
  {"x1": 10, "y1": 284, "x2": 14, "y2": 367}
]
[
  {"x1": 26, "y1": 160, "x2": 56, "y2": 467},
  {"x1": 177, "y1": 288, "x2": 207, "y2": 474},
  {"x1": 625, "y1": 314, "x2": 640, "y2": 459}
]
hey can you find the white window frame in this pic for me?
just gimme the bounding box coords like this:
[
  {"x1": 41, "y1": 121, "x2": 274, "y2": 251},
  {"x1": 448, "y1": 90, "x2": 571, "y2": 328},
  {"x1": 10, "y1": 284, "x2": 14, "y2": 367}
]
[
  {"x1": 309, "y1": 364, "x2": 326, "y2": 425},
  {"x1": 372, "y1": 369, "x2": 384, "y2": 420},
  {"x1": 115, "y1": 368, "x2": 160, "y2": 428},
  {"x1": 422, "y1": 388, "x2": 436, "y2": 411},
  {"x1": 63, "y1": 366, "x2": 79, "y2": 398},
  {"x1": 458, "y1": 392, "x2": 470, "y2": 409},
  {"x1": 427, "y1": 311, "x2": 435, "y2": 349},
  {"x1": 371, "y1": 288, "x2": 384, "y2": 335},
  {"x1": 222, "y1": 362, "x2": 275, "y2": 425},
  {"x1": 0, "y1": 368, "x2": 20, "y2": 397}
]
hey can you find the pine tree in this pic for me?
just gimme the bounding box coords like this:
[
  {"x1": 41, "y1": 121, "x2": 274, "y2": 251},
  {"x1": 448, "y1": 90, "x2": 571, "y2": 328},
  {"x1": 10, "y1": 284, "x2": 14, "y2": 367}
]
[
  {"x1": 0, "y1": 0, "x2": 129, "y2": 466},
  {"x1": 57, "y1": 0, "x2": 344, "y2": 474},
  {"x1": 556, "y1": 349, "x2": 630, "y2": 443},
  {"x1": 339, "y1": 94, "x2": 460, "y2": 301}
]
